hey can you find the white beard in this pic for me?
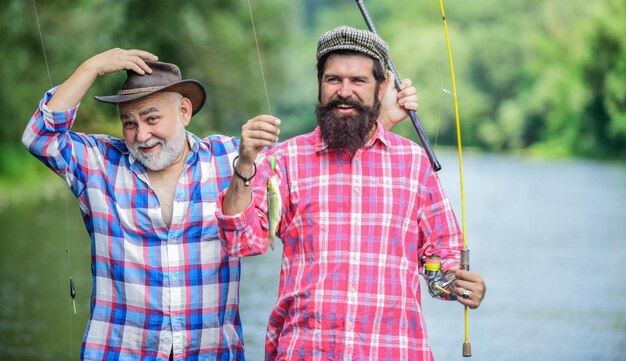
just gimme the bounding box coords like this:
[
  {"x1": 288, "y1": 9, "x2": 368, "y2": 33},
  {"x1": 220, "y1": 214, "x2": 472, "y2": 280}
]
[{"x1": 128, "y1": 117, "x2": 187, "y2": 171}]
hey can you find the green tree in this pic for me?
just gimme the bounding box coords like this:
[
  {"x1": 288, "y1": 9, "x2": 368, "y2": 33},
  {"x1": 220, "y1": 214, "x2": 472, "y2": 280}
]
[
  {"x1": 527, "y1": 0, "x2": 626, "y2": 158},
  {"x1": 2, "y1": 0, "x2": 624, "y2": 189}
]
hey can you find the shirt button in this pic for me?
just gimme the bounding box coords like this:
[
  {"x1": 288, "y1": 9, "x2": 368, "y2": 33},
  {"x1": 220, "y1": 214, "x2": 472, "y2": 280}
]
[
  {"x1": 171, "y1": 275, "x2": 177, "y2": 281},
  {"x1": 354, "y1": 187, "x2": 360, "y2": 193}
]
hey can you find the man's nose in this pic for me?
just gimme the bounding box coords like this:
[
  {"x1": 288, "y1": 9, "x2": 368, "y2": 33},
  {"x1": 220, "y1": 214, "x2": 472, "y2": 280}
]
[
  {"x1": 136, "y1": 124, "x2": 152, "y2": 143},
  {"x1": 337, "y1": 80, "x2": 354, "y2": 98}
]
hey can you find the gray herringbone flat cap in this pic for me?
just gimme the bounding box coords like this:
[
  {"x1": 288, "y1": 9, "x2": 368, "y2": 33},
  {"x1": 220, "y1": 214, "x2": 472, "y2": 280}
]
[{"x1": 316, "y1": 26, "x2": 389, "y2": 69}]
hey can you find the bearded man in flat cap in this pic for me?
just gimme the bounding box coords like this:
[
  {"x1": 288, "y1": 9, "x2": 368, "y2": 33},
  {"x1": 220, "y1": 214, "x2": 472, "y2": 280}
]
[
  {"x1": 23, "y1": 46, "x2": 418, "y2": 360},
  {"x1": 217, "y1": 26, "x2": 486, "y2": 360}
]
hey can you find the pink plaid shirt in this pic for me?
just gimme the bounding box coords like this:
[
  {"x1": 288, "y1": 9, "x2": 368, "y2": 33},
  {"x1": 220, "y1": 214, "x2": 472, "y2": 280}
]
[{"x1": 217, "y1": 122, "x2": 462, "y2": 360}]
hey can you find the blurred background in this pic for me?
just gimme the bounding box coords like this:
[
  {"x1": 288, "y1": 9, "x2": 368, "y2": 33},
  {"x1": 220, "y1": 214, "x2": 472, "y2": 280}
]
[{"x1": 1, "y1": 0, "x2": 625, "y2": 360}]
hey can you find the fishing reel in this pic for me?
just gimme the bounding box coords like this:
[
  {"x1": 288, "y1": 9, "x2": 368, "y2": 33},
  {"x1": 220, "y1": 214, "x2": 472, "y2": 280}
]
[{"x1": 421, "y1": 255, "x2": 457, "y2": 300}]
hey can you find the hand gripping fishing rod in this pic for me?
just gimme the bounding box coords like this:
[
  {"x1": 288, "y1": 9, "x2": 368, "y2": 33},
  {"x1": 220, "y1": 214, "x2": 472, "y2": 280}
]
[{"x1": 355, "y1": 0, "x2": 441, "y2": 172}]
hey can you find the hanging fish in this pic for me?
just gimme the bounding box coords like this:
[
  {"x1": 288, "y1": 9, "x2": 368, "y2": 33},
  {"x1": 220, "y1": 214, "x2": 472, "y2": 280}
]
[{"x1": 266, "y1": 156, "x2": 281, "y2": 250}]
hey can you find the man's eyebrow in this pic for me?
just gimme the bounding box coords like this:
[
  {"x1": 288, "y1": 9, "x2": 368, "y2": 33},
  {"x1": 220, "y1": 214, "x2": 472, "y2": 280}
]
[
  {"x1": 138, "y1": 107, "x2": 159, "y2": 117},
  {"x1": 323, "y1": 74, "x2": 370, "y2": 82},
  {"x1": 350, "y1": 75, "x2": 369, "y2": 82},
  {"x1": 119, "y1": 107, "x2": 160, "y2": 120}
]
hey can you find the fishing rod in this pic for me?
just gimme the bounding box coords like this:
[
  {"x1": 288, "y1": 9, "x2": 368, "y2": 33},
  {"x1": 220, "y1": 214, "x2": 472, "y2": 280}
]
[
  {"x1": 435, "y1": 0, "x2": 472, "y2": 355},
  {"x1": 355, "y1": 0, "x2": 441, "y2": 172},
  {"x1": 355, "y1": 0, "x2": 472, "y2": 356}
]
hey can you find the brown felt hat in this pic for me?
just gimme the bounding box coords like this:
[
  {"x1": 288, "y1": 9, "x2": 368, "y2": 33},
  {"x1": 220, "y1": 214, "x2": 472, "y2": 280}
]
[
  {"x1": 316, "y1": 26, "x2": 389, "y2": 69},
  {"x1": 95, "y1": 61, "x2": 206, "y2": 115}
]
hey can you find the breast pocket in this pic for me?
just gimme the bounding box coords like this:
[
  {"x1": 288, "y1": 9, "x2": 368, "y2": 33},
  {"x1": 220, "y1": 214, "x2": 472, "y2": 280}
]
[
  {"x1": 281, "y1": 178, "x2": 327, "y2": 260},
  {"x1": 190, "y1": 199, "x2": 219, "y2": 237},
  {"x1": 365, "y1": 176, "x2": 416, "y2": 221},
  {"x1": 189, "y1": 203, "x2": 223, "y2": 269}
]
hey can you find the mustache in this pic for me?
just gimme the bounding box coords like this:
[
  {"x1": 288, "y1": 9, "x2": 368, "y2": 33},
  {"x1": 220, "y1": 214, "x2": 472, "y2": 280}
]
[
  {"x1": 324, "y1": 96, "x2": 368, "y2": 112},
  {"x1": 134, "y1": 138, "x2": 164, "y2": 149}
]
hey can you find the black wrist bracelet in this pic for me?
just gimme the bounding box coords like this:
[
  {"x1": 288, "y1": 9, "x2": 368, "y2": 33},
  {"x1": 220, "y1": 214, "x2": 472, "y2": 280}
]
[{"x1": 232, "y1": 156, "x2": 257, "y2": 186}]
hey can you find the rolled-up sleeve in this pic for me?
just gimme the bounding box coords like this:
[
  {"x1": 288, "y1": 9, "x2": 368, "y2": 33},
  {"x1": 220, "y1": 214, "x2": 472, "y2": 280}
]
[
  {"x1": 22, "y1": 87, "x2": 92, "y2": 195},
  {"x1": 215, "y1": 155, "x2": 279, "y2": 257},
  {"x1": 417, "y1": 161, "x2": 463, "y2": 273}
]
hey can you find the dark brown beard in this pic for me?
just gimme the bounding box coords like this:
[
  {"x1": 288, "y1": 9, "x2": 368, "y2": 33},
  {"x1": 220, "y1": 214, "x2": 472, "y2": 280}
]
[{"x1": 315, "y1": 96, "x2": 380, "y2": 154}]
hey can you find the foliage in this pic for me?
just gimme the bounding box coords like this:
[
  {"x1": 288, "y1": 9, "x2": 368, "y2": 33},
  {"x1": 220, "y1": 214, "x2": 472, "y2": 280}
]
[
  {"x1": 526, "y1": 0, "x2": 626, "y2": 158},
  {"x1": 1, "y1": 0, "x2": 624, "y2": 186}
]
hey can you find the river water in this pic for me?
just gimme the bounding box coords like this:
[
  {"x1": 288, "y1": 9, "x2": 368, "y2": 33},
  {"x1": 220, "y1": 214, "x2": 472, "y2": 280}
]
[{"x1": 1, "y1": 151, "x2": 625, "y2": 360}]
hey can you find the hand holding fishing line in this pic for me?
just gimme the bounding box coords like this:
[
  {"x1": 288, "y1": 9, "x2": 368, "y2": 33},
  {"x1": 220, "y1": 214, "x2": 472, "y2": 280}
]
[{"x1": 238, "y1": 115, "x2": 281, "y2": 164}]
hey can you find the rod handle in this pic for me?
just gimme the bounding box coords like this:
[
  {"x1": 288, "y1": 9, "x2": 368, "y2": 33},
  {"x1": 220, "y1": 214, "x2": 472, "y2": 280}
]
[{"x1": 463, "y1": 341, "x2": 472, "y2": 357}]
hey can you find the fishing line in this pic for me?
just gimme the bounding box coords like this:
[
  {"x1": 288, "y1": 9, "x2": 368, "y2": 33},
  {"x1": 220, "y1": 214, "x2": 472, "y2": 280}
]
[
  {"x1": 32, "y1": 1, "x2": 76, "y2": 359},
  {"x1": 427, "y1": 0, "x2": 447, "y2": 149},
  {"x1": 247, "y1": 0, "x2": 272, "y2": 115},
  {"x1": 33, "y1": 1, "x2": 52, "y2": 89}
]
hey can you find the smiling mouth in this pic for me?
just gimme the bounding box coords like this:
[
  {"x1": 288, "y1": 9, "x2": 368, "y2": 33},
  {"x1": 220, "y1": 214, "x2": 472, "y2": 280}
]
[
  {"x1": 137, "y1": 140, "x2": 163, "y2": 153},
  {"x1": 141, "y1": 144, "x2": 159, "y2": 153},
  {"x1": 335, "y1": 103, "x2": 355, "y2": 112}
]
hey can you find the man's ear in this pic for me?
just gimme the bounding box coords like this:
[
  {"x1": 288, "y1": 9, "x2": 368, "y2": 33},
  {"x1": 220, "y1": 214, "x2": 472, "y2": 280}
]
[
  {"x1": 378, "y1": 78, "x2": 389, "y2": 102},
  {"x1": 317, "y1": 79, "x2": 322, "y2": 102},
  {"x1": 180, "y1": 97, "x2": 193, "y2": 126}
]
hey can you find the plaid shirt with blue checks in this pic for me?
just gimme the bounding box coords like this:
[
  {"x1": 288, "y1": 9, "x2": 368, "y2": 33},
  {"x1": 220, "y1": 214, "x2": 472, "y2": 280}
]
[{"x1": 23, "y1": 88, "x2": 244, "y2": 361}]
